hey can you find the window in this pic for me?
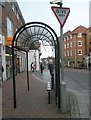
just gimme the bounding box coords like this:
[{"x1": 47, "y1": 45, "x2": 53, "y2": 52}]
[
  {"x1": 70, "y1": 50, "x2": 72, "y2": 56},
  {"x1": 64, "y1": 37, "x2": 66, "y2": 41},
  {"x1": 70, "y1": 35, "x2": 72, "y2": 39},
  {"x1": 78, "y1": 50, "x2": 82, "y2": 55},
  {"x1": 67, "y1": 51, "x2": 69, "y2": 56},
  {"x1": 67, "y1": 36, "x2": 69, "y2": 40},
  {"x1": 70, "y1": 42, "x2": 72, "y2": 47},
  {"x1": 7, "y1": 17, "x2": 13, "y2": 36},
  {"x1": 17, "y1": 13, "x2": 19, "y2": 20},
  {"x1": 64, "y1": 51, "x2": 66, "y2": 56},
  {"x1": 64, "y1": 44, "x2": 66, "y2": 49},
  {"x1": 78, "y1": 41, "x2": 82, "y2": 46},
  {"x1": 67, "y1": 43, "x2": 69, "y2": 48},
  {"x1": 78, "y1": 33, "x2": 82, "y2": 38}
]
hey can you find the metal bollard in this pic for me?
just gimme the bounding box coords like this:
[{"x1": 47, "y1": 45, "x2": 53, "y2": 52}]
[{"x1": 47, "y1": 82, "x2": 51, "y2": 104}]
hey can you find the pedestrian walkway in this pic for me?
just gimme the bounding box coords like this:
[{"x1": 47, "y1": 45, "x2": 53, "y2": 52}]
[
  {"x1": 1, "y1": 69, "x2": 90, "y2": 119},
  {"x1": 2, "y1": 71, "x2": 70, "y2": 118}
]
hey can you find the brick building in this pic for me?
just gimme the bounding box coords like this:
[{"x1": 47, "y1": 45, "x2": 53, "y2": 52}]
[
  {"x1": 86, "y1": 27, "x2": 91, "y2": 56},
  {"x1": 0, "y1": 0, "x2": 25, "y2": 81},
  {"x1": 63, "y1": 25, "x2": 90, "y2": 68}
]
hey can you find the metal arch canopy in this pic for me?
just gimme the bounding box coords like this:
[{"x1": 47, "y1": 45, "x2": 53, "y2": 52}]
[
  {"x1": 12, "y1": 21, "x2": 61, "y2": 109},
  {"x1": 12, "y1": 22, "x2": 58, "y2": 51}
]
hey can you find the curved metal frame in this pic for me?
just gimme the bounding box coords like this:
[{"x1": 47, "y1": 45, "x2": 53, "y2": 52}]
[{"x1": 12, "y1": 21, "x2": 60, "y2": 108}]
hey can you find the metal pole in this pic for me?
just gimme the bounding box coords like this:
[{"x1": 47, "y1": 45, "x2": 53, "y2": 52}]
[
  {"x1": 26, "y1": 52, "x2": 29, "y2": 91},
  {"x1": 60, "y1": 27, "x2": 64, "y2": 82},
  {"x1": 59, "y1": 0, "x2": 68, "y2": 112},
  {"x1": 12, "y1": 47, "x2": 16, "y2": 108}
]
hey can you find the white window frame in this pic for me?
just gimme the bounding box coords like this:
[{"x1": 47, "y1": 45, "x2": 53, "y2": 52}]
[
  {"x1": 78, "y1": 50, "x2": 82, "y2": 55},
  {"x1": 64, "y1": 37, "x2": 66, "y2": 41},
  {"x1": 67, "y1": 36, "x2": 69, "y2": 40},
  {"x1": 78, "y1": 41, "x2": 82, "y2": 46},
  {"x1": 7, "y1": 17, "x2": 13, "y2": 36},
  {"x1": 67, "y1": 51, "x2": 69, "y2": 56},
  {"x1": 67, "y1": 43, "x2": 69, "y2": 48},
  {"x1": 78, "y1": 33, "x2": 82, "y2": 38},
  {"x1": 70, "y1": 50, "x2": 73, "y2": 56},
  {"x1": 64, "y1": 51, "x2": 66, "y2": 56},
  {"x1": 64, "y1": 44, "x2": 66, "y2": 49},
  {"x1": 70, "y1": 35, "x2": 72, "y2": 39},
  {"x1": 70, "y1": 42, "x2": 72, "y2": 47}
]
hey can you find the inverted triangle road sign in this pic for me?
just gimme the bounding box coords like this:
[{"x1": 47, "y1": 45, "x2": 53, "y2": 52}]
[{"x1": 51, "y1": 6, "x2": 70, "y2": 27}]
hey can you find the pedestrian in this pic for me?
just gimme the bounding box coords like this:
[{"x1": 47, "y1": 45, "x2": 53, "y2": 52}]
[
  {"x1": 31, "y1": 62, "x2": 34, "y2": 72},
  {"x1": 48, "y1": 60, "x2": 54, "y2": 76},
  {"x1": 48, "y1": 60, "x2": 54, "y2": 89},
  {"x1": 2, "y1": 66, "x2": 4, "y2": 73},
  {"x1": 2, "y1": 66, "x2": 4, "y2": 83},
  {"x1": 40, "y1": 62, "x2": 44, "y2": 74},
  {"x1": 31, "y1": 62, "x2": 33, "y2": 71}
]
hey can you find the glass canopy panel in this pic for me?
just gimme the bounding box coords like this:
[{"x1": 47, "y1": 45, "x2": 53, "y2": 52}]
[{"x1": 15, "y1": 24, "x2": 55, "y2": 51}]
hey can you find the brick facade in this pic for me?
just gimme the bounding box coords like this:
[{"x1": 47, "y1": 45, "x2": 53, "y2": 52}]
[
  {"x1": 0, "y1": 1, "x2": 25, "y2": 41},
  {"x1": 63, "y1": 25, "x2": 90, "y2": 68}
]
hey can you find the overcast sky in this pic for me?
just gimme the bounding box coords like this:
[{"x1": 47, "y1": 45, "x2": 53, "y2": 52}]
[{"x1": 17, "y1": 0, "x2": 90, "y2": 58}]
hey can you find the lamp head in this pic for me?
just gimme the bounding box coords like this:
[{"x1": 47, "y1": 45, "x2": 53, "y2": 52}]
[{"x1": 50, "y1": 0, "x2": 63, "y2": 6}]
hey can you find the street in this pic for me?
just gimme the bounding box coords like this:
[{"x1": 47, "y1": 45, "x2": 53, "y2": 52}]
[
  {"x1": 34, "y1": 68, "x2": 89, "y2": 118},
  {"x1": 35, "y1": 68, "x2": 89, "y2": 91},
  {"x1": 64, "y1": 68, "x2": 89, "y2": 90}
]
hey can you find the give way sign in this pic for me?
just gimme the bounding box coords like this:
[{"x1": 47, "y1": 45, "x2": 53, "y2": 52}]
[{"x1": 51, "y1": 6, "x2": 70, "y2": 27}]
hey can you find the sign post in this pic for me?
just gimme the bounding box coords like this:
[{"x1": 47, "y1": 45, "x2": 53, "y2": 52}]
[{"x1": 51, "y1": 0, "x2": 70, "y2": 112}]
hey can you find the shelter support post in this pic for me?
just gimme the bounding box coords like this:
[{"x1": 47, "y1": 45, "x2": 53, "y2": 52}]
[
  {"x1": 12, "y1": 47, "x2": 16, "y2": 108},
  {"x1": 55, "y1": 46, "x2": 58, "y2": 104},
  {"x1": 26, "y1": 52, "x2": 29, "y2": 91},
  {"x1": 57, "y1": 43, "x2": 61, "y2": 109}
]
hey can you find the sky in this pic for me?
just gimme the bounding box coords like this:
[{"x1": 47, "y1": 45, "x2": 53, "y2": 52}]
[{"x1": 17, "y1": 0, "x2": 90, "y2": 58}]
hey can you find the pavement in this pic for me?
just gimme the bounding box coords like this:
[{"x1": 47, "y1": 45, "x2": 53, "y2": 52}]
[{"x1": 0, "y1": 68, "x2": 90, "y2": 119}]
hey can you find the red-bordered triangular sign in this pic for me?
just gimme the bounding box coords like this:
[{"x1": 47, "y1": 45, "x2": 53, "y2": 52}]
[{"x1": 51, "y1": 6, "x2": 70, "y2": 27}]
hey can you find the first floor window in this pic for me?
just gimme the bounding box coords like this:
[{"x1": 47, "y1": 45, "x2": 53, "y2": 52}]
[{"x1": 7, "y1": 17, "x2": 13, "y2": 36}]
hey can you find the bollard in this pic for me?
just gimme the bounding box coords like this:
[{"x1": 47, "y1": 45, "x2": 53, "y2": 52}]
[{"x1": 47, "y1": 82, "x2": 51, "y2": 104}]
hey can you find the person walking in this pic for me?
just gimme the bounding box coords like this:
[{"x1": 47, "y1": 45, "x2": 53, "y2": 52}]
[
  {"x1": 48, "y1": 60, "x2": 54, "y2": 89},
  {"x1": 2, "y1": 66, "x2": 4, "y2": 73},
  {"x1": 2, "y1": 66, "x2": 4, "y2": 83},
  {"x1": 40, "y1": 62, "x2": 44, "y2": 74},
  {"x1": 31, "y1": 62, "x2": 34, "y2": 72},
  {"x1": 48, "y1": 60, "x2": 54, "y2": 76}
]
